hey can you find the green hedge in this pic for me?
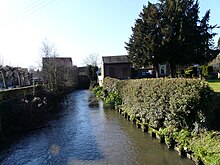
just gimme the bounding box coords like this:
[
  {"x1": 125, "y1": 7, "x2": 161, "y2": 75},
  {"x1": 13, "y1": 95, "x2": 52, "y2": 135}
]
[
  {"x1": 101, "y1": 77, "x2": 220, "y2": 165},
  {"x1": 103, "y1": 77, "x2": 213, "y2": 130}
]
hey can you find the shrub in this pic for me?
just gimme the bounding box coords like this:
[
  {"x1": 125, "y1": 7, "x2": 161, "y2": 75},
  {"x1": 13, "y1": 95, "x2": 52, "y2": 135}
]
[
  {"x1": 93, "y1": 85, "x2": 104, "y2": 98},
  {"x1": 104, "y1": 91, "x2": 122, "y2": 107},
  {"x1": 190, "y1": 131, "x2": 220, "y2": 165},
  {"x1": 103, "y1": 77, "x2": 213, "y2": 130},
  {"x1": 184, "y1": 66, "x2": 199, "y2": 78},
  {"x1": 103, "y1": 77, "x2": 219, "y2": 164},
  {"x1": 173, "y1": 129, "x2": 191, "y2": 148},
  {"x1": 200, "y1": 65, "x2": 214, "y2": 79}
]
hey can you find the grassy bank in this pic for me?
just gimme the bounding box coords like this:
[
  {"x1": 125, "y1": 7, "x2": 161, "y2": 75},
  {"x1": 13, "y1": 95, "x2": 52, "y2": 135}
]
[
  {"x1": 207, "y1": 80, "x2": 220, "y2": 93},
  {"x1": 94, "y1": 77, "x2": 220, "y2": 165}
]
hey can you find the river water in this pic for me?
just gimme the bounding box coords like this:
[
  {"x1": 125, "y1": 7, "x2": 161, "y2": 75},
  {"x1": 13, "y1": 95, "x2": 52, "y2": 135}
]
[{"x1": 0, "y1": 90, "x2": 194, "y2": 165}]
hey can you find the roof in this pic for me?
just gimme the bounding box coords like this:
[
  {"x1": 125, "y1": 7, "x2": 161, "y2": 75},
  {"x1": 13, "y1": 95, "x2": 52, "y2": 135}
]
[
  {"x1": 42, "y1": 57, "x2": 72, "y2": 67},
  {"x1": 78, "y1": 67, "x2": 86, "y2": 73},
  {"x1": 102, "y1": 55, "x2": 131, "y2": 64}
]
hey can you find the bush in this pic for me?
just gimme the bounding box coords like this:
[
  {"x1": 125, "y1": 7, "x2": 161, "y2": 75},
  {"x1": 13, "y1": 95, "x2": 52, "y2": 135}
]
[
  {"x1": 184, "y1": 66, "x2": 199, "y2": 78},
  {"x1": 103, "y1": 77, "x2": 213, "y2": 130},
  {"x1": 93, "y1": 85, "x2": 104, "y2": 98},
  {"x1": 190, "y1": 131, "x2": 220, "y2": 165},
  {"x1": 104, "y1": 91, "x2": 122, "y2": 107},
  {"x1": 103, "y1": 77, "x2": 220, "y2": 164},
  {"x1": 93, "y1": 83, "x2": 122, "y2": 108},
  {"x1": 200, "y1": 65, "x2": 214, "y2": 79}
]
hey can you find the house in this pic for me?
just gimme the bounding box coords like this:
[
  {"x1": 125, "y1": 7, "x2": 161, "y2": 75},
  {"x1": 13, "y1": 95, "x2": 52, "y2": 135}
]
[
  {"x1": 42, "y1": 57, "x2": 78, "y2": 89},
  {"x1": 78, "y1": 67, "x2": 87, "y2": 76},
  {"x1": 42, "y1": 57, "x2": 73, "y2": 68},
  {"x1": 158, "y1": 64, "x2": 170, "y2": 77},
  {"x1": 77, "y1": 66, "x2": 90, "y2": 89},
  {"x1": 98, "y1": 55, "x2": 187, "y2": 86},
  {"x1": 102, "y1": 55, "x2": 132, "y2": 79},
  {"x1": 99, "y1": 55, "x2": 132, "y2": 85}
]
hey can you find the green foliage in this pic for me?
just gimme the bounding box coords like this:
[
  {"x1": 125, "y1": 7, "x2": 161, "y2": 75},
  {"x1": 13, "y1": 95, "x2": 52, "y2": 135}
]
[
  {"x1": 125, "y1": 2, "x2": 163, "y2": 69},
  {"x1": 210, "y1": 54, "x2": 220, "y2": 72},
  {"x1": 207, "y1": 80, "x2": 220, "y2": 93},
  {"x1": 161, "y1": 128, "x2": 220, "y2": 164},
  {"x1": 93, "y1": 85, "x2": 104, "y2": 98},
  {"x1": 176, "y1": 69, "x2": 185, "y2": 78},
  {"x1": 104, "y1": 91, "x2": 122, "y2": 107},
  {"x1": 200, "y1": 65, "x2": 208, "y2": 76},
  {"x1": 190, "y1": 131, "x2": 220, "y2": 165},
  {"x1": 86, "y1": 65, "x2": 98, "y2": 82},
  {"x1": 184, "y1": 66, "x2": 199, "y2": 78},
  {"x1": 159, "y1": 126, "x2": 177, "y2": 148},
  {"x1": 93, "y1": 80, "x2": 122, "y2": 107},
  {"x1": 200, "y1": 65, "x2": 214, "y2": 79},
  {"x1": 103, "y1": 77, "x2": 220, "y2": 164},
  {"x1": 125, "y1": 0, "x2": 219, "y2": 77},
  {"x1": 104, "y1": 77, "x2": 213, "y2": 130},
  {"x1": 184, "y1": 68, "x2": 193, "y2": 78},
  {"x1": 218, "y1": 37, "x2": 220, "y2": 49},
  {"x1": 173, "y1": 129, "x2": 191, "y2": 148}
]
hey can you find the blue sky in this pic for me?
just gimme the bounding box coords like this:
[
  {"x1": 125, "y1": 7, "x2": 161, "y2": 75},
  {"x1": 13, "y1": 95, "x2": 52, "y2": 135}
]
[{"x1": 0, "y1": 0, "x2": 219, "y2": 69}]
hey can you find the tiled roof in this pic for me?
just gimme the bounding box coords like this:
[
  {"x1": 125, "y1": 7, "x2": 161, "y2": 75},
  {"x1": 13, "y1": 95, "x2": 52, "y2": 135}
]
[
  {"x1": 102, "y1": 55, "x2": 131, "y2": 64},
  {"x1": 42, "y1": 57, "x2": 72, "y2": 67}
]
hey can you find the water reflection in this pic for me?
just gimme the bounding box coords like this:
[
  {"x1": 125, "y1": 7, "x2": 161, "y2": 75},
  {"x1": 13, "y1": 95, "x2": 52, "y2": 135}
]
[{"x1": 0, "y1": 90, "x2": 194, "y2": 165}]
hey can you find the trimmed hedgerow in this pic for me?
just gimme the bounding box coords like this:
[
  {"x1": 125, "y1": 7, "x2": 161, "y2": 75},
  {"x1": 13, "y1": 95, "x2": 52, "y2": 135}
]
[
  {"x1": 103, "y1": 77, "x2": 213, "y2": 130},
  {"x1": 102, "y1": 77, "x2": 220, "y2": 164}
]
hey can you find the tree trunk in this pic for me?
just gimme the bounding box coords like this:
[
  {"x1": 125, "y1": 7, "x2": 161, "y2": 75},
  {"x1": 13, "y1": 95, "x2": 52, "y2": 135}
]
[
  {"x1": 170, "y1": 63, "x2": 176, "y2": 78},
  {"x1": 154, "y1": 64, "x2": 159, "y2": 78}
]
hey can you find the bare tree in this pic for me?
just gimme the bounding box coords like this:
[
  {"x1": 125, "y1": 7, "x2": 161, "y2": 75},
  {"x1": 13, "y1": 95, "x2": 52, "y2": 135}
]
[
  {"x1": 83, "y1": 53, "x2": 100, "y2": 66},
  {"x1": 41, "y1": 39, "x2": 59, "y2": 91},
  {"x1": 41, "y1": 39, "x2": 78, "y2": 93},
  {"x1": 0, "y1": 56, "x2": 4, "y2": 66},
  {"x1": 41, "y1": 39, "x2": 58, "y2": 58},
  {"x1": 83, "y1": 53, "x2": 100, "y2": 88}
]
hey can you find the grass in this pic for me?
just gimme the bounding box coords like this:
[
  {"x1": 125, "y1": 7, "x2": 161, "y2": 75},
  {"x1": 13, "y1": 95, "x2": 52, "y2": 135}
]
[{"x1": 207, "y1": 79, "x2": 220, "y2": 92}]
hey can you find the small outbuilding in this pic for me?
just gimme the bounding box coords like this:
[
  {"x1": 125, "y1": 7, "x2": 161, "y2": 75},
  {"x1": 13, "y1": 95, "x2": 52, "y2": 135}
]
[{"x1": 99, "y1": 55, "x2": 132, "y2": 85}]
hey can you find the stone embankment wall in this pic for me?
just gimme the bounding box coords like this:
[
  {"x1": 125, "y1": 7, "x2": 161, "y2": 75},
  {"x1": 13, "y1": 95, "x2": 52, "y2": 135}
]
[{"x1": 0, "y1": 85, "x2": 61, "y2": 138}]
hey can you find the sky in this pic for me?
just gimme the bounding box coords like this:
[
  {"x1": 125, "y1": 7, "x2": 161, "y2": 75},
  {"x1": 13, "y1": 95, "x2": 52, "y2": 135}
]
[{"x1": 0, "y1": 0, "x2": 220, "y2": 69}]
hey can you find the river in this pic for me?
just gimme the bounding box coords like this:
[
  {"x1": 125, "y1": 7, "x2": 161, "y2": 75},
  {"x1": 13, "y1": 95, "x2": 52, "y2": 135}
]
[{"x1": 0, "y1": 90, "x2": 194, "y2": 165}]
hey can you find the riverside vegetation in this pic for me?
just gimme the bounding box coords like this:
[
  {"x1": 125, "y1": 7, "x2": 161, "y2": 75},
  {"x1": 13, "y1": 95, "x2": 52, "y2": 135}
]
[
  {"x1": 0, "y1": 85, "x2": 70, "y2": 139},
  {"x1": 93, "y1": 77, "x2": 220, "y2": 165}
]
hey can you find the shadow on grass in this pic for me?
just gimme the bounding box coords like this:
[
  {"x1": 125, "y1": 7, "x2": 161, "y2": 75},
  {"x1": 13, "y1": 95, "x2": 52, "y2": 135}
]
[
  {"x1": 215, "y1": 92, "x2": 220, "y2": 96},
  {"x1": 208, "y1": 92, "x2": 220, "y2": 131},
  {"x1": 207, "y1": 79, "x2": 220, "y2": 83}
]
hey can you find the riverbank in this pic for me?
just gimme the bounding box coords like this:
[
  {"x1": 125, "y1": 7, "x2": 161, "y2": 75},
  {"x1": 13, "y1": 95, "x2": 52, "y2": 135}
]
[
  {"x1": 0, "y1": 90, "x2": 194, "y2": 165},
  {"x1": 0, "y1": 86, "x2": 71, "y2": 139},
  {"x1": 93, "y1": 77, "x2": 220, "y2": 165},
  {"x1": 207, "y1": 79, "x2": 220, "y2": 93}
]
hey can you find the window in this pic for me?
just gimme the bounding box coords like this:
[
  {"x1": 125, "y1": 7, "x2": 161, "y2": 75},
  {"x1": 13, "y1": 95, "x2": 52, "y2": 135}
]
[{"x1": 159, "y1": 65, "x2": 166, "y2": 75}]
